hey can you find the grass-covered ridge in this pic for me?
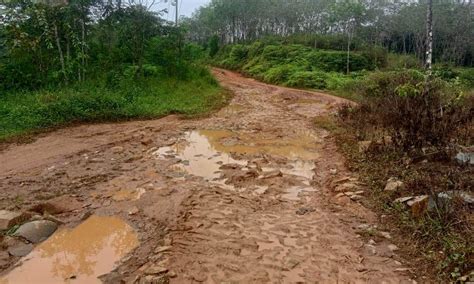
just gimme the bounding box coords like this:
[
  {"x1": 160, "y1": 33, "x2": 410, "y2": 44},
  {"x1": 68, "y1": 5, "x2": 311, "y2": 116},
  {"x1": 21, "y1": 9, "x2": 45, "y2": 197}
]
[
  {"x1": 213, "y1": 41, "x2": 474, "y2": 100},
  {"x1": 0, "y1": 67, "x2": 225, "y2": 140}
]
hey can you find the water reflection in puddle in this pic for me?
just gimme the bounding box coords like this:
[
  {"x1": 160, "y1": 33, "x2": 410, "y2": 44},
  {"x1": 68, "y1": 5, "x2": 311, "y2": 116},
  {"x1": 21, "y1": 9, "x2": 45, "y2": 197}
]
[
  {"x1": 1, "y1": 215, "x2": 138, "y2": 284},
  {"x1": 155, "y1": 131, "x2": 245, "y2": 184},
  {"x1": 154, "y1": 130, "x2": 319, "y2": 198}
]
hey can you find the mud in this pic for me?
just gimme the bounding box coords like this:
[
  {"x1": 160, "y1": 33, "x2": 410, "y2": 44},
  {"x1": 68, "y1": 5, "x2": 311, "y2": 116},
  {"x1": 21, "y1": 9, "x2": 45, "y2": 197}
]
[
  {"x1": 1, "y1": 215, "x2": 138, "y2": 283},
  {"x1": 0, "y1": 69, "x2": 416, "y2": 283}
]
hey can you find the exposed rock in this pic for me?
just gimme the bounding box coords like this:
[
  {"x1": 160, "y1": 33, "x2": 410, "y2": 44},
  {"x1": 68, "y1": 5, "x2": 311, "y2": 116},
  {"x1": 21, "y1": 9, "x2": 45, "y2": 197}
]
[
  {"x1": 0, "y1": 210, "x2": 30, "y2": 230},
  {"x1": 329, "y1": 168, "x2": 338, "y2": 175},
  {"x1": 296, "y1": 207, "x2": 315, "y2": 215},
  {"x1": 455, "y1": 151, "x2": 474, "y2": 166},
  {"x1": 393, "y1": 196, "x2": 414, "y2": 204},
  {"x1": 141, "y1": 138, "x2": 153, "y2": 146},
  {"x1": 145, "y1": 265, "x2": 168, "y2": 275},
  {"x1": 335, "y1": 182, "x2": 360, "y2": 192},
  {"x1": 408, "y1": 196, "x2": 430, "y2": 218},
  {"x1": 384, "y1": 178, "x2": 404, "y2": 192},
  {"x1": 8, "y1": 243, "x2": 34, "y2": 257},
  {"x1": 388, "y1": 244, "x2": 399, "y2": 252},
  {"x1": 350, "y1": 195, "x2": 364, "y2": 201},
  {"x1": 358, "y1": 141, "x2": 373, "y2": 153},
  {"x1": 0, "y1": 251, "x2": 10, "y2": 268},
  {"x1": 128, "y1": 207, "x2": 140, "y2": 215},
  {"x1": 111, "y1": 146, "x2": 124, "y2": 153},
  {"x1": 154, "y1": 246, "x2": 172, "y2": 254},
  {"x1": 13, "y1": 220, "x2": 58, "y2": 243},
  {"x1": 261, "y1": 170, "x2": 283, "y2": 179},
  {"x1": 379, "y1": 231, "x2": 392, "y2": 239},
  {"x1": 437, "y1": 191, "x2": 474, "y2": 205},
  {"x1": 30, "y1": 195, "x2": 82, "y2": 215}
]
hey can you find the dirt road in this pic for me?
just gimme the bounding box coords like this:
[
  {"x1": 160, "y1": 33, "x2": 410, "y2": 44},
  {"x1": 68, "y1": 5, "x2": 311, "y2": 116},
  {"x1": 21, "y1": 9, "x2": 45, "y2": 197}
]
[{"x1": 0, "y1": 69, "x2": 415, "y2": 283}]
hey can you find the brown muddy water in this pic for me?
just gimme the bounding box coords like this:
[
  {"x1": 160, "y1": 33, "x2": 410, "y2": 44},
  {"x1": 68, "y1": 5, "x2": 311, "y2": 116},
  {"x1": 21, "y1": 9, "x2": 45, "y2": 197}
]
[{"x1": 1, "y1": 216, "x2": 138, "y2": 284}]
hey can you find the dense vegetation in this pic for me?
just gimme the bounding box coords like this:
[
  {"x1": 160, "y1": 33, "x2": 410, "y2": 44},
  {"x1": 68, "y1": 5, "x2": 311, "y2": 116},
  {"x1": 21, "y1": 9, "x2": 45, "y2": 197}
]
[
  {"x1": 0, "y1": 0, "x2": 225, "y2": 140},
  {"x1": 188, "y1": 0, "x2": 473, "y2": 67}
]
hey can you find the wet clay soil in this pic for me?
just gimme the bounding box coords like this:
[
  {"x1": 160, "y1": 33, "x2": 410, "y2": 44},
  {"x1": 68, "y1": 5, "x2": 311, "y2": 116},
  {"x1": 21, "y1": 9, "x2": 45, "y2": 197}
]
[{"x1": 0, "y1": 69, "x2": 416, "y2": 283}]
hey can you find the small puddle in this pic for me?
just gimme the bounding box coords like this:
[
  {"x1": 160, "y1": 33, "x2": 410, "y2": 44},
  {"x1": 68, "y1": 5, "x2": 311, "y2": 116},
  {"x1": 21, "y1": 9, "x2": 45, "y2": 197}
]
[
  {"x1": 112, "y1": 188, "x2": 146, "y2": 201},
  {"x1": 155, "y1": 130, "x2": 245, "y2": 183},
  {"x1": 1, "y1": 215, "x2": 138, "y2": 284}
]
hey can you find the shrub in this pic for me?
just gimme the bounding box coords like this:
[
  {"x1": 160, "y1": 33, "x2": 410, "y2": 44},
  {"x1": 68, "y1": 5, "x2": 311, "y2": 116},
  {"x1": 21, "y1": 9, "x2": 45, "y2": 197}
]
[
  {"x1": 263, "y1": 65, "x2": 295, "y2": 84},
  {"x1": 458, "y1": 68, "x2": 474, "y2": 89},
  {"x1": 342, "y1": 71, "x2": 473, "y2": 151},
  {"x1": 308, "y1": 50, "x2": 373, "y2": 73},
  {"x1": 285, "y1": 71, "x2": 328, "y2": 89}
]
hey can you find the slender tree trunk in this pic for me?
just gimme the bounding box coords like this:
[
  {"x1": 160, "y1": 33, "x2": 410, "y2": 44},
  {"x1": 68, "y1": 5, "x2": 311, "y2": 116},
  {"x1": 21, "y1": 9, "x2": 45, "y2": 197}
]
[
  {"x1": 346, "y1": 24, "x2": 352, "y2": 75},
  {"x1": 53, "y1": 23, "x2": 67, "y2": 84},
  {"x1": 81, "y1": 19, "x2": 86, "y2": 81},
  {"x1": 426, "y1": 0, "x2": 433, "y2": 76}
]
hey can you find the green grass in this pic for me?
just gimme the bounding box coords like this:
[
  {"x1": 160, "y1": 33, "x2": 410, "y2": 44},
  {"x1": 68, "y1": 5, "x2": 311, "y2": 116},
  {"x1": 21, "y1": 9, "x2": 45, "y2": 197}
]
[{"x1": 0, "y1": 76, "x2": 226, "y2": 140}]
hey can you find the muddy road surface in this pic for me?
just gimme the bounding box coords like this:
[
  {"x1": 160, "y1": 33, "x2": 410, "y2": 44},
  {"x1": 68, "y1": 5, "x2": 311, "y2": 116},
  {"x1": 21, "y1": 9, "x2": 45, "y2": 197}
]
[{"x1": 0, "y1": 69, "x2": 415, "y2": 283}]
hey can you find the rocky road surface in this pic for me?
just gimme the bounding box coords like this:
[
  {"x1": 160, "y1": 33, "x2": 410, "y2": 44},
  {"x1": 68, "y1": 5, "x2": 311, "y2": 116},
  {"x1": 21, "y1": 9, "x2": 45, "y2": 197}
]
[{"x1": 0, "y1": 69, "x2": 416, "y2": 283}]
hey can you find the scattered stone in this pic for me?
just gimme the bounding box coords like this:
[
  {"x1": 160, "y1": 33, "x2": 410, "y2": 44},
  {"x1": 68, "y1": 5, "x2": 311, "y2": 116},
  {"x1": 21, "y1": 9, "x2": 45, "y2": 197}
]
[
  {"x1": 145, "y1": 265, "x2": 168, "y2": 275},
  {"x1": 408, "y1": 195, "x2": 430, "y2": 218},
  {"x1": 8, "y1": 243, "x2": 34, "y2": 257},
  {"x1": 329, "y1": 168, "x2": 338, "y2": 175},
  {"x1": 0, "y1": 251, "x2": 10, "y2": 267},
  {"x1": 111, "y1": 146, "x2": 124, "y2": 153},
  {"x1": 388, "y1": 244, "x2": 399, "y2": 252},
  {"x1": 335, "y1": 182, "x2": 360, "y2": 192},
  {"x1": 296, "y1": 207, "x2": 315, "y2": 215},
  {"x1": 128, "y1": 207, "x2": 140, "y2": 215},
  {"x1": 350, "y1": 195, "x2": 364, "y2": 201},
  {"x1": 358, "y1": 141, "x2": 373, "y2": 153},
  {"x1": 0, "y1": 210, "x2": 29, "y2": 230},
  {"x1": 379, "y1": 231, "x2": 392, "y2": 239},
  {"x1": 384, "y1": 178, "x2": 404, "y2": 192},
  {"x1": 141, "y1": 138, "x2": 153, "y2": 146},
  {"x1": 13, "y1": 220, "x2": 58, "y2": 243},
  {"x1": 437, "y1": 191, "x2": 474, "y2": 205},
  {"x1": 261, "y1": 170, "x2": 283, "y2": 179},
  {"x1": 455, "y1": 151, "x2": 474, "y2": 166},
  {"x1": 30, "y1": 195, "x2": 82, "y2": 215},
  {"x1": 167, "y1": 271, "x2": 177, "y2": 278},
  {"x1": 394, "y1": 196, "x2": 414, "y2": 204},
  {"x1": 154, "y1": 246, "x2": 172, "y2": 253},
  {"x1": 363, "y1": 244, "x2": 377, "y2": 255},
  {"x1": 368, "y1": 239, "x2": 376, "y2": 245}
]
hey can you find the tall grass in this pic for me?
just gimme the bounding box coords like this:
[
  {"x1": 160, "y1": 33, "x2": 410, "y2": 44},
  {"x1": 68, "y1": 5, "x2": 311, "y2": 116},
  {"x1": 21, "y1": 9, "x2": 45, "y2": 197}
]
[{"x1": 0, "y1": 71, "x2": 225, "y2": 140}]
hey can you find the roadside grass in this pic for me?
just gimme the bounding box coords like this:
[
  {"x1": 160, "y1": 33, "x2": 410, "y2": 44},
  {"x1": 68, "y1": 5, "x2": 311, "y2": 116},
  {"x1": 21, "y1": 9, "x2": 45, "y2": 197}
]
[
  {"x1": 319, "y1": 112, "x2": 473, "y2": 281},
  {"x1": 0, "y1": 76, "x2": 226, "y2": 141}
]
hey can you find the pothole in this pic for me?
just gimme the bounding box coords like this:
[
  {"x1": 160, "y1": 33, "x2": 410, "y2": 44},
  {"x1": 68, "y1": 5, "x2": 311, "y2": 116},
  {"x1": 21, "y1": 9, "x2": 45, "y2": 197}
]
[
  {"x1": 1, "y1": 215, "x2": 138, "y2": 284},
  {"x1": 154, "y1": 130, "x2": 319, "y2": 194}
]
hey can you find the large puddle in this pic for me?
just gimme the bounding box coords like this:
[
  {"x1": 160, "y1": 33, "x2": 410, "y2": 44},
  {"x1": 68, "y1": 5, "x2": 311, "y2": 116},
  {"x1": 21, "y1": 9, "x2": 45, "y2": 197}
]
[
  {"x1": 0, "y1": 215, "x2": 138, "y2": 284},
  {"x1": 154, "y1": 130, "x2": 319, "y2": 197}
]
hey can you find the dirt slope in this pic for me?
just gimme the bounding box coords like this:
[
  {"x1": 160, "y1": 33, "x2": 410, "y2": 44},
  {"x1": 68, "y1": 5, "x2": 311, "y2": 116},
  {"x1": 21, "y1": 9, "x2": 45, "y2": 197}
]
[{"x1": 0, "y1": 69, "x2": 416, "y2": 283}]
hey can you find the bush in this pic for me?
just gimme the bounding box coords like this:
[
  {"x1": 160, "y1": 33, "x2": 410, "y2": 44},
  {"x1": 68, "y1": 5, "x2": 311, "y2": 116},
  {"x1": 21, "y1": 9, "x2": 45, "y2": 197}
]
[
  {"x1": 286, "y1": 71, "x2": 328, "y2": 89},
  {"x1": 263, "y1": 65, "x2": 295, "y2": 84},
  {"x1": 458, "y1": 68, "x2": 474, "y2": 88},
  {"x1": 307, "y1": 50, "x2": 373, "y2": 73},
  {"x1": 341, "y1": 71, "x2": 473, "y2": 151}
]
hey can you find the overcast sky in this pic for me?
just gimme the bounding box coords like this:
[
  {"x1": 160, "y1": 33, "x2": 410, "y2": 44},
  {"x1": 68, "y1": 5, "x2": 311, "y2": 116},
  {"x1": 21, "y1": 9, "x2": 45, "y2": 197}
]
[{"x1": 158, "y1": 0, "x2": 210, "y2": 21}]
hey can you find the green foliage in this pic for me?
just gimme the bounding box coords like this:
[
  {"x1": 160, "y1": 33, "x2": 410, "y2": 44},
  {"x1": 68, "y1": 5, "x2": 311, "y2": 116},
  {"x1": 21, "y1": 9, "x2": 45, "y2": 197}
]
[
  {"x1": 208, "y1": 35, "x2": 219, "y2": 57},
  {"x1": 286, "y1": 71, "x2": 328, "y2": 89},
  {"x1": 0, "y1": 69, "x2": 224, "y2": 140},
  {"x1": 458, "y1": 68, "x2": 474, "y2": 88},
  {"x1": 214, "y1": 41, "x2": 379, "y2": 91}
]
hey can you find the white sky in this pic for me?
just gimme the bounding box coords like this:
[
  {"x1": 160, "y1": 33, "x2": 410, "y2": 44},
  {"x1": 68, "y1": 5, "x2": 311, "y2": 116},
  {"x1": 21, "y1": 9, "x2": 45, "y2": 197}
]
[{"x1": 157, "y1": 0, "x2": 210, "y2": 20}]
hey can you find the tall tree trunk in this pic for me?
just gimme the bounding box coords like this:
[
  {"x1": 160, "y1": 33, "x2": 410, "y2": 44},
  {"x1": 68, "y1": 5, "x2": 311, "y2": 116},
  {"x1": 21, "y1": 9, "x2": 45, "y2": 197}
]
[
  {"x1": 426, "y1": 0, "x2": 433, "y2": 76},
  {"x1": 81, "y1": 19, "x2": 86, "y2": 82},
  {"x1": 53, "y1": 23, "x2": 67, "y2": 84},
  {"x1": 346, "y1": 23, "x2": 352, "y2": 75}
]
